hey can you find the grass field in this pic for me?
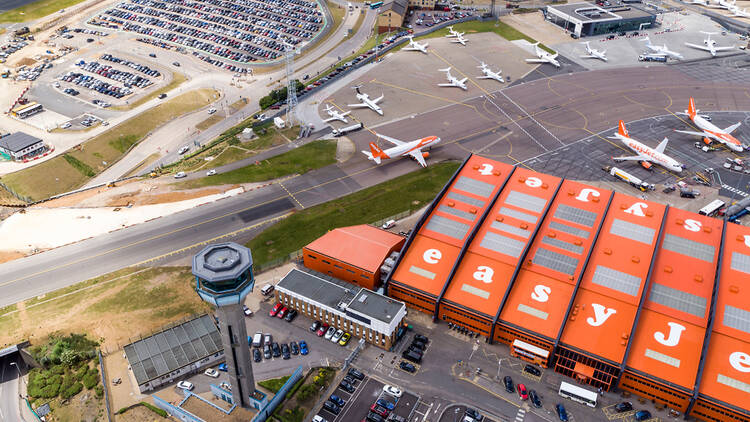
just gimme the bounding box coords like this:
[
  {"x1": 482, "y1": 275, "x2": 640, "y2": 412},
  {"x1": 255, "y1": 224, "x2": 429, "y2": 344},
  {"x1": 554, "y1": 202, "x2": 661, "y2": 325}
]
[
  {"x1": 112, "y1": 72, "x2": 187, "y2": 111},
  {"x1": 1, "y1": 89, "x2": 218, "y2": 201},
  {"x1": 411, "y1": 20, "x2": 555, "y2": 53},
  {"x1": 247, "y1": 161, "x2": 460, "y2": 267},
  {"x1": 195, "y1": 113, "x2": 223, "y2": 131},
  {"x1": 0, "y1": 0, "x2": 87, "y2": 23},
  {"x1": 0, "y1": 267, "x2": 210, "y2": 349},
  {"x1": 174, "y1": 139, "x2": 336, "y2": 189}
]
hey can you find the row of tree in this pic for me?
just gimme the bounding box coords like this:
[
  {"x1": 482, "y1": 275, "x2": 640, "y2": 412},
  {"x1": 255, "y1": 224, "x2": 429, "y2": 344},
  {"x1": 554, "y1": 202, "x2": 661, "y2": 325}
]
[{"x1": 258, "y1": 80, "x2": 304, "y2": 110}]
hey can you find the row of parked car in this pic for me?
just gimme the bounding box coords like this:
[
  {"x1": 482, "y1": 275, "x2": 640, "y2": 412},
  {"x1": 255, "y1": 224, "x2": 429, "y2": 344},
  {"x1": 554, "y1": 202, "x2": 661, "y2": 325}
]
[
  {"x1": 16, "y1": 63, "x2": 51, "y2": 81},
  {"x1": 58, "y1": 71, "x2": 133, "y2": 98},
  {"x1": 400, "y1": 334, "x2": 428, "y2": 369},
  {"x1": 414, "y1": 10, "x2": 473, "y2": 27},
  {"x1": 100, "y1": 53, "x2": 161, "y2": 77},
  {"x1": 76, "y1": 60, "x2": 154, "y2": 88},
  {"x1": 0, "y1": 40, "x2": 29, "y2": 62}
]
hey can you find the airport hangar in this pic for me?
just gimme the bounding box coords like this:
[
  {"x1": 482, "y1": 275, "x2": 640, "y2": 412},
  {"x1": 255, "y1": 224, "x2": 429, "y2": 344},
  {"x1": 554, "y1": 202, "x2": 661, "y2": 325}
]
[
  {"x1": 381, "y1": 154, "x2": 750, "y2": 422},
  {"x1": 545, "y1": 2, "x2": 656, "y2": 37}
]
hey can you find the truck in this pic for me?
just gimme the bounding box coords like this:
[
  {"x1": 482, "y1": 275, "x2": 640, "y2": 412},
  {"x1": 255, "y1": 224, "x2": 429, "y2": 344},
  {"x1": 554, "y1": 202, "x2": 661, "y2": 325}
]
[
  {"x1": 726, "y1": 196, "x2": 750, "y2": 222},
  {"x1": 638, "y1": 54, "x2": 667, "y2": 62},
  {"x1": 273, "y1": 116, "x2": 285, "y2": 129},
  {"x1": 603, "y1": 166, "x2": 654, "y2": 191},
  {"x1": 332, "y1": 122, "x2": 363, "y2": 137}
]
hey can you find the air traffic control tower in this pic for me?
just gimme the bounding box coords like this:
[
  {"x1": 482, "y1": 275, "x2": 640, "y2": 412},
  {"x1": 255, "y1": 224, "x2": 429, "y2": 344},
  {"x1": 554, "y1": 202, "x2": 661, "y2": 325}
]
[{"x1": 193, "y1": 242, "x2": 255, "y2": 408}]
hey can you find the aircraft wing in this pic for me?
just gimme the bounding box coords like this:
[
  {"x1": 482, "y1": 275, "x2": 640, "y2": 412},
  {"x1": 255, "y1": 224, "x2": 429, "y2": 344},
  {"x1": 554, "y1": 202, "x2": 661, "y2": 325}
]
[
  {"x1": 459, "y1": 77, "x2": 468, "y2": 84},
  {"x1": 347, "y1": 102, "x2": 369, "y2": 108},
  {"x1": 675, "y1": 129, "x2": 709, "y2": 137},
  {"x1": 685, "y1": 42, "x2": 712, "y2": 51},
  {"x1": 375, "y1": 133, "x2": 406, "y2": 146},
  {"x1": 580, "y1": 54, "x2": 596, "y2": 58},
  {"x1": 323, "y1": 117, "x2": 337, "y2": 123},
  {"x1": 713, "y1": 45, "x2": 735, "y2": 51},
  {"x1": 655, "y1": 137, "x2": 669, "y2": 153},
  {"x1": 408, "y1": 150, "x2": 427, "y2": 167},
  {"x1": 525, "y1": 59, "x2": 548, "y2": 63},
  {"x1": 724, "y1": 122, "x2": 741, "y2": 133},
  {"x1": 372, "y1": 95, "x2": 384, "y2": 104},
  {"x1": 612, "y1": 155, "x2": 645, "y2": 161}
]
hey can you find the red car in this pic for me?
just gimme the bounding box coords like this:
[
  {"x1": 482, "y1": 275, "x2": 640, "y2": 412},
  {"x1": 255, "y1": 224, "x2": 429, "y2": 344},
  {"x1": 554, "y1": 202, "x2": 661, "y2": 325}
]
[
  {"x1": 276, "y1": 306, "x2": 288, "y2": 319},
  {"x1": 370, "y1": 403, "x2": 389, "y2": 417},
  {"x1": 517, "y1": 383, "x2": 529, "y2": 400},
  {"x1": 316, "y1": 323, "x2": 329, "y2": 337},
  {"x1": 269, "y1": 303, "x2": 282, "y2": 317}
]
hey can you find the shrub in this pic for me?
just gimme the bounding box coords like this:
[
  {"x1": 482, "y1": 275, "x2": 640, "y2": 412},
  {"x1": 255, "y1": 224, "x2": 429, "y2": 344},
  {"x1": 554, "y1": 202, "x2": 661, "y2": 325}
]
[
  {"x1": 296, "y1": 384, "x2": 317, "y2": 402},
  {"x1": 40, "y1": 383, "x2": 60, "y2": 398},
  {"x1": 141, "y1": 402, "x2": 168, "y2": 418},
  {"x1": 95, "y1": 385, "x2": 104, "y2": 399},
  {"x1": 83, "y1": 373, "x2": 98, "y2": 389},
  {"x1": 61, "y1": 381, "x2": 83, "y2": 399}
]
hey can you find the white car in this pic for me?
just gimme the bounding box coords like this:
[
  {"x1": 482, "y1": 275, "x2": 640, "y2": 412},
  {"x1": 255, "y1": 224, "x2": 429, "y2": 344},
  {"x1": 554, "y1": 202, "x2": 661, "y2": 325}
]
[
  {"x1": 177, "y1": 381, "x2": 194, "y2": 391},
  {"x1": 324, "y1": 326, "x2": 336, "y2": 340},
  {"x1": 312, "y1": 415, "x2": 328, "y2": 422},
  {"x1": 243, "y1": 305, "x2": 252, "y2": 316},
  {"x1": 208, "y1": 107, "x2": 217, "y2": 114},
  {"x1": 178, "y1": 146, "x2": 190, "y2": 155},
  {"x1": 204, "y1": 368, "x2": 219, "y2": 378},
  {"x1": 331, "y1": 329, "x2": 344, "y2": 343},
  {"x1": 383, "y1": 384, "x2": 402, "y2": 398},
  {"x1": 206, "y1": 169, "x2": 216, "y2": 176},
  {"x1": 174, "y1": 171, "x2": 187, "y2": 179},
  {"x1": 381, "y1": 219, "x2": 396, "y2": 229},
  {"x1": 60, "y1": 122, "x2": 71, "y2": 129}
]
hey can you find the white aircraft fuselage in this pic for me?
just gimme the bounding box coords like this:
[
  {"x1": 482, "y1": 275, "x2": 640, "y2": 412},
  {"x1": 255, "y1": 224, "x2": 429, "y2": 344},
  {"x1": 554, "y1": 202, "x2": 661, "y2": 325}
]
[{"x1": 610, "y1": 120, "x2": 683, "y2": 172}]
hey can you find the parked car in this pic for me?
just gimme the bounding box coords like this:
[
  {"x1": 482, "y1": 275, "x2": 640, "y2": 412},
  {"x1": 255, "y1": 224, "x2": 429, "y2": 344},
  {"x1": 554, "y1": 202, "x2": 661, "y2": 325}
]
[
  {"x1": 331, "y1": 329, "x2": 344, "y2": 343},
  {"x1": 174, "y1": 171, "x2": 186, "y2": 179},
  {"x1": 271, "y1": 342, "x2": 281, "y2": 357},
  {"x1": 316, "y1": 323, "x2": 329, "y2": 337},
  {"x1": 253, "y1": 348, "x2": 262, "y2": 362},
  {"x1": 524, "y1": 364, "x2": 541, "y2": 377},
  {"x1": 299, "y1": 340, "x2": 309, "y2": 355},
  {"x1": 322, "y1": 401, "x2": 340, "y2": 414},
  {"x1": 615, "y1": 402, "x2": 633, "y2": 412},
  {"x1": 310, "y1": 320, "x2": 321, "y2": 332},
  {"x1": 348, "y1": 368, "x2": 364, "y2": 380},
  {"x1": 383, "y1": 385, "x2": 402, "y2": 398},
  {"x1": 204, "y1": 368, "x2": 219, "y2": 378},
  {"x1": 243, "y1": 305, "x2": 252, "y2": 316},
  {"x1": 339, "y1": 333, "x2": 351, "y2": 346},
  {"x1": 324, "y1": 326, "x2": 336, "y2": 340},
  {"x1": 366, "y1": 412, "x2": 385, "y2": 422},
  {"x1": 556, "y1": 404, "x2": 568, "y2": 422},
  {"x1": 290, "y1": 341, "x2": 299, "y2": 355},
  {"x1": 399, "y1": 361, "x2": 416, "y2": 373},
  {"x1": 329, "y1": 394, "x2": 345, "y2": 407},
  {"x1": 465, "y1": 408, "x2": 483, "y2": 421},
  {"x1": 517, "y1": 383, "x2": 529, "y2": 400},
  {"x1": 264, "y1": 333, "x2": 272, "y2": 346},
  {"x1": 207, "y1": 169, "x2": 217, "y2": 176},
  {"x1": 339, "y1": 380, "x2": 354, "y2": 393},
  {"x1": 503, "y1": 376, "x2": 514, "y2": 393},
  {"x1": 284, "y1": 309, "x2": 297, "y2": 322},
  {"x1": 177, "y1": 381, "x2": 194, "y2": 391},
  {"x1": 376, "y1": 398, "x2": 394, "y2": 411},
  {"x1": 529, "y1": 390, "x2": 542, "y2": 408},
  {"x1": 269, "y1": 303, "x2": 283, "y2": 317},
  {"x1": 218, "y1": 363, "x2": 227, "y2": 372},
  {"x1": 276, "y1": 306, "x2": 288, "y2": 319},
  {"x1": 370, "y1": 403, "x2": 389, "y2": 417},
  {"x1": 281, "y1": 343, "x2": 291, "y2": 359},
  {"x1": 312, "y1": 416, "x2": 328, "y2": 422},
  {"x1": 635, "y1": 410, "x2": 651, "y2": 421},
  {"x1": 414, "y1": 334, "x2": 429, "y2": 343}
]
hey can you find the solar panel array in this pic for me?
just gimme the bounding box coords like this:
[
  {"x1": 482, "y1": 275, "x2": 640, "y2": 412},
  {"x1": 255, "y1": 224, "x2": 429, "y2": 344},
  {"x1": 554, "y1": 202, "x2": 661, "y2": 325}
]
[
  {"x1": 498, "y1": 207, "x2": 538, "y2": 224},
  {"x1": 453, "y1": 176, "x2": 495, "y2": 198},
  {"x1": 649, "y1": 282, "x2": 708, "y2": 318},
  {"x1": 661, "y1": 234, "x2": 715, "y2": 262},
  {"x1": 425, "y1": 214, "x2": 471, "y2": 240},
  {"x1": 723, "y1": 304, "x2": 750, "y2": 335},
  {"x1": 554, "y1": 203, "x2": 598, "y2": 228},
  {"x1": 549, "y1": 220, "x2": 590, "y2": 239},
  {"x1": 438, "y1": 205, "x2": 478, "y2": 222},
  {"x1": 124, "y1": 314, "x2": 222, "y2": 385},
  {"x1": 610, "y1": 219, "x2": 656, "y2": 245},
  {"x1": 505, "y1": 191, "x2": 547, "y2": 213},
  {"x1": 730, "y1": 252, "x2": 750, "y2": 274},
  {"x1": 533, "y1": 247, "x2": 579, "y2": 276},
  {"x1": 480, "y1": 231, "x2": 526, "y2": 258},
  {"x1": 447, "y1": 191, "x2": 485, "y2": 208},
  {"x1": 591, "y1": 265, "x2": 642, "y2": 296}
]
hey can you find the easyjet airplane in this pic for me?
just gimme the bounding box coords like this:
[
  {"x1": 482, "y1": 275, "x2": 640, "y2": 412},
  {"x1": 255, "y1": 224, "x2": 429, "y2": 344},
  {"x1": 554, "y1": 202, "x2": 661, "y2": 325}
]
[
  {"x1": 362, "y1": 133, "x2": 441, "y2": 167},
  {"x1": 609, "y1": 120, "x2": 684, "y2": 172},
  {"x1": 675, "y1": 97, "x2": 744, "y2": 152}
]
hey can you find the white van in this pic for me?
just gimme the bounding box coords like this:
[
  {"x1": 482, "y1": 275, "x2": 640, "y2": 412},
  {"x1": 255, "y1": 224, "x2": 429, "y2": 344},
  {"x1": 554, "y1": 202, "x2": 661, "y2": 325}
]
[
  {"x1": 260, "y1": 284, "x2": 275, "y2": 296},
  {"x1": 382, "y1": 219, "x2": 396, "y2": 229},
  {"x1": 252, "y1": 332, "x2": 263, "y2": 348}
]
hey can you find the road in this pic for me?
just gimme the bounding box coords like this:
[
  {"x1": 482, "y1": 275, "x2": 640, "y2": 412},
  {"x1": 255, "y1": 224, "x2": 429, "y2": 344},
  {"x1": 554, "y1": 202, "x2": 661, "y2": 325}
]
[{"x1": 0, "y1": 354, "x2": 23, "y2": 422}]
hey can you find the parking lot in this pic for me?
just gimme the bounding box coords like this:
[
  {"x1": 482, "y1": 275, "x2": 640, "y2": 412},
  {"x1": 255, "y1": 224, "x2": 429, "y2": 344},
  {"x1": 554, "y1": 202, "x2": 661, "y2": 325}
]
[{"x1": 91, "y1": 0, "x2": 325, "y2": 67}]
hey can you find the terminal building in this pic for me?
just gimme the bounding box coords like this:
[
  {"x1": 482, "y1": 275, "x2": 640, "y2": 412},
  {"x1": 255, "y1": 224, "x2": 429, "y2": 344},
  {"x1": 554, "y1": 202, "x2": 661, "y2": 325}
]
[
  {"x1": 545, "y1": 2, "x2": 656, "y2": 37},
  {"x1": 385, "y1": 154, "x2": 750, "y2": 421}
]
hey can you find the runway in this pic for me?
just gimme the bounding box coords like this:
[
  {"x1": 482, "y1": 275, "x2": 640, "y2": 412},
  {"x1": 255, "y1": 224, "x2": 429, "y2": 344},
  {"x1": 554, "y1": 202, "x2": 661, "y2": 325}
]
[
  {"x1": 0, "y1": 0, "x2": 38, "y2": 13},
  {"x1": 2, "y1": 63, "x2": 750, "y2": 306}
]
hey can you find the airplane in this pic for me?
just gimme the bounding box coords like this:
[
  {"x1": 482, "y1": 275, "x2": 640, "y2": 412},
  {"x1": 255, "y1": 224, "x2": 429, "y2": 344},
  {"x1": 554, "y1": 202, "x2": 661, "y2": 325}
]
[
  {"x1": 438, "y1": 67, "x2": 468, "y2": 90},
  {"x1": 687, "y1": 0, "x2": 708, "y2": 5},
  {"x1": 403, "y1": 35, "x2": 428, "y2": 53},
  {"x1": 476, "y1": 62, "x2": 504, "y2": 83},
  {"x1": 609, "y1": 120, "x2": 684, "y2": 172},
  {"x1": 641, "y1": 37, "x2": 684, "y2": 59},
  {"x1": 446, "y1": 26, "x2": 460, "y2": 38},
  {"x1": 525, "y1": 42, "x2": 560, "y2": 67},
  {"x1": 451, "y1": 33, "x2": 468, "y2": 46},
  {"x1": 362, "y1": 132, "x2": 441, "y2": 168},
  {"x1": 580, "y1": 41, "x2": 607, "y2": 61},
  {"x1": 674, "y1": 97, "x2": 744, "y2": 152},
  {"x1": 347, "y1": 85, "x2": 384, "y2": 116},
  {"x1": 729, "y1": 4, "x2": 750, "y2": 17},
  {"x1": 684, "y1": 31, "x2": 734, "y2": 57},
  {"x1": 707, "y1": 0, "x2": 735, "y2": 9},
  {"x1": 322, "y1": 104, "x2": 351, "y2": 123}
]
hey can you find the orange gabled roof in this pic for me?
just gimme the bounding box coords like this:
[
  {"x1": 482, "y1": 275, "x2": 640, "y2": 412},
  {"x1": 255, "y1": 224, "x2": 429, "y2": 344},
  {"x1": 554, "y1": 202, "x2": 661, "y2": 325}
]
[
  {"x1": 441, "y1": 168, "x2": 561, "y2": 317},
  {"x1": 500, "y1": 273, "x2": 576, "y2": 339},
  {"x1": 306, "y1": 225, "x2": 405, "y2": 273},
  {"x1": 390, "y1": 234, "x2": 462, "y2": 298},
  {"x1": 560, "y1": 289, "x2": 638, "y2": 363}
]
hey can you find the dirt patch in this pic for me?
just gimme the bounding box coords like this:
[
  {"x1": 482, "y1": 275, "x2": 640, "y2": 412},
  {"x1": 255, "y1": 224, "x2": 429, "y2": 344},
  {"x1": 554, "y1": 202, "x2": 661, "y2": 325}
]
[
  {"x1": 15, "y1": 57, "x2": 37, "y2": 67},
  {"x1": 47, "y1": 389, "x2": 106, "y2": 422},
  {"x1": 0, "y1": 251, "x2": 26, "y2": 264},
  {"x1": 36, "y1": 178, "x2": 143, "y2": 208},
  {"x1": 114, "y1": 405, "x2": 164, "y2": 422},
  {"x1": 131, "y1": 188, "x2": 224, "y2": 206}
]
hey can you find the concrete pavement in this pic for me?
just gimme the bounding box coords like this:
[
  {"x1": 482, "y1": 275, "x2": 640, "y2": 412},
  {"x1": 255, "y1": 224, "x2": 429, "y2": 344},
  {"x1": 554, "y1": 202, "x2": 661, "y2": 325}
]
[{"x1": 0, "y1": 354, "x2": 24, "y2": 422}]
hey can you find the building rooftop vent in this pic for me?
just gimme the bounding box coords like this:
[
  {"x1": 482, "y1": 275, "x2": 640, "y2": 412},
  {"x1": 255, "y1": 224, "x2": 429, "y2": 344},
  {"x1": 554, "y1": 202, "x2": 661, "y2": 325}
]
[{"x1": 358, "y1": 294, "x2": 368, "y2": 303}]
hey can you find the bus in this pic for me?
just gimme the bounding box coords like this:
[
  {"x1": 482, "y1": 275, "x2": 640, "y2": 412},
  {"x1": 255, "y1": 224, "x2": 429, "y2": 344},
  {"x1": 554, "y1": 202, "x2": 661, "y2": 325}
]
[
  {"x1": 698, "y1": 199, "x2": 725, "y2": 217},
  {"x1": 558, "y1": 381, "x2": 597, "y2": 408},
  {"x1": 11, "y1": 102, "x2": 43, "y2": 119},
  {"x1": 370, "y1": 1, "x2": 383, "y2": 8}
]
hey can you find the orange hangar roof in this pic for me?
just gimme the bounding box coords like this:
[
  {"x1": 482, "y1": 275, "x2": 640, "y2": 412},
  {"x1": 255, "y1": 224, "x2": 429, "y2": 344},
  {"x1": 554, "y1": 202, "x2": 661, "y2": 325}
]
[
  {"x1": 625, "y1": 208, "x2": 722, "y2": 390},
  {"x1": 390, "y1": 156, "x2": 514, "y2": 299},
  {"x1": 560, "y1": 193, "x2": 667, "y2": 365},
  {"x1": 305, "y1": 224, "x2": 406, "y2": 273},
  {"x1": 499, "y1": 181, "x2": 613, "y2": 340},
  {"x1": 440, "y1": 168, "x2": 562, "y2": 319},
  {"x1": 696, "y1": 222, "x2": 750, "y2": 414}
]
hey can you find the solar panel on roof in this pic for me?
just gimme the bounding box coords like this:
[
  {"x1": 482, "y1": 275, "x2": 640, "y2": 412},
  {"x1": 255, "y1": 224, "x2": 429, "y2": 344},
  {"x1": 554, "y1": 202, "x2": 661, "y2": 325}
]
[
  {"x1": 649, "y1": 283, "x2": 707, "y2": 318},
  {"x1": 610, "y1": 218, "x2": 655, "y2": 245},
  {"x1": 731, "y1": 252, "x2": 750, "y2": 274},
  {"x1": 661, "y1": 234, "x2": 715, "y2": 262},
  {"x1": 505, "y1": 190, "x2": 547, "y2": 213},
  {"x1": 591, "y1": 265, "x2": 642, "y2": 296},
  {"x1": 438, "y1": 205, "x2": 477, "y2": 222},
  {"x1": 153, "y1": 354, "x2": 169, "y2": 375},
  {"x1": 549, "y1": 221, "x2": 590, "y2": 239},
  {"x1": 453, "y1": 176, "x2": 495, "y2": 198},
  {"x1": 425, "y1": 214, "x2": 470, "y2": 240},
  {"x1": 479, "y1": 231, "x2": 525, "y2": 258},
  {"x1": 491, "y1": 220, "x2": 530, "y2": 238},
  {"x1": 447, "y1": 191, "x2": 485, "y2": 208},
  {"x1": 554, "y1": 204, "x2": 597, "y2": 228},
  {"x1": 542, "y1": 236, "x2": 584, "y2": 255},
  {"x1": 532, "y1": 247, "x2": 579, "y2": 275},
  {"x1": 724, "y1": 304, "x2": 750, "y2": 335},
  {"x1": 498, "y1": 207, "x2": 538, "y2": 224},
  {"x1": 132, "y1": 363, "x2": 147, "y2": 385}
]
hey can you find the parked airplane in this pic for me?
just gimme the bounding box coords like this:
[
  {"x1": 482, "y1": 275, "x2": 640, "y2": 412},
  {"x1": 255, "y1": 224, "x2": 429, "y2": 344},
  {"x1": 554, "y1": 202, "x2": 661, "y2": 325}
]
[
  {"x1": 641, "y1": 37, "x2": 684, "y2": 59},
  {"x1": 684, "y1": 31, "x2": 734, "y2": 57},
  {"x1": 729, "y1": 4, "x2": 750, "y2": 17},
  {"x1": 477, "y1": 62, "x2": 504, "y2": 83},
  {"x1": 347, "y1": 85, "x2": 383, "y2": 115},
  {"x1": 438, "y1": 67, "x2": 468, "y2": 90},
  {"x1": 707, "y1": 0, "x2": 735, "y2": 9},
  {"x1": 362, "y1": 133, "x2": 441, "y2": 167},
  {"x1": 525, "y1": 42, "x2": 560, "y2": 67},
  {"x1": 675, "y1": 97, "x2": 744, "y2": 152},
  {"x1": 687, "y1": 0, "x2": 708, "y2": 5},
  {"x1": 446, "y1": 26, "x2": 460, "y2": 38},
  {"x1": 403, "y1": 35, "x2": 428, "y2": 53},
  {"x1": 609, "y1": 120, "x2": 684, "y2": 172},
  {"x1": 580, "y1": 41, "x2": 607, "y2": 61},
  {"x1": 451, "y1": 33, "x2": 468, "y2": 46},
  {"x1": 322, "y1": 105, "x2": 351, "y2": 123}
]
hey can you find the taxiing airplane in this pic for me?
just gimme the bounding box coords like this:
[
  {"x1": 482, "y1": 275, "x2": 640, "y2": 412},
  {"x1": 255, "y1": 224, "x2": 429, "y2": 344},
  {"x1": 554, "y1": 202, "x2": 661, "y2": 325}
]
[
  {"x1": 641, "y1": 37, "x2": 684, "y2": 59},
  {"x1": 580, "y1": 41, "x2": 607, "y2": 61},
  {"x1": 446, "y1": 26, "x2": 460, "y2": 38},
  {"x1": 525, "y1": 42, "x2": 560, "y2": 67},
  {"x1": 451, "y1": 33, "x2": 468, "y2": 46},
  {"x1": 684, "y1": 31, "x2": 734, "y2": 57},
  {"x1": 347, "y1": 85, "x2": 384, "y2": 116},
  {"x1": 609, "y1": 120, "x2": 684, "y2": 173},
  {"x1": 362, "y1": 133, "x2": 441, "y2": 167},
  {"x1": 403, "y1": 35, "x2": 429, "y2": 53},
  {"x1": 675, "y1": 97, "x2": 744, "y2": 152},
  {"x1": 438, "y1": 67, "x2": 468, "y2": 90},
  {"x1": 477, "y1": 62, "x2": 504, "y2": 83},
  {"x1": 322, "y1": 105, "x2": 351, "y2": 123}
]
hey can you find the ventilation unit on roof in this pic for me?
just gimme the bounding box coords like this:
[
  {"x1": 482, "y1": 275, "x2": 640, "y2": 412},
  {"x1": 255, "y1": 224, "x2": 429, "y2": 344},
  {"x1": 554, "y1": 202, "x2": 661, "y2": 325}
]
[
  {"x1": 338, "y1": 302, "x2": 348, "y2": 310},
  {"x1": 358, "y1": 294, "x2": 368, "y2": 303}
]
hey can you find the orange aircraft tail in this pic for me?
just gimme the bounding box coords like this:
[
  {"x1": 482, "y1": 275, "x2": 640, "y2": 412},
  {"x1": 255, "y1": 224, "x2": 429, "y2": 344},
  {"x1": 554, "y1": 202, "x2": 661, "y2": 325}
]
[
  {"x1": 687, "y1": 97, "x2": 697, "y2": 119},
  {"x1": 618, "y1": 120, "x2": 629, "y2": 138},
  {"x1": 369, "y1": 142, "x2": 390, "y2": 160}
]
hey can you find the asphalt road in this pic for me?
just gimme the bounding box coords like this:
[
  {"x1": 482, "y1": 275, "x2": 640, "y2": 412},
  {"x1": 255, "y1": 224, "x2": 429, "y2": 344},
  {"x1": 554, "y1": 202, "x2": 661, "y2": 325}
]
[{"x1": 0, "y1": 354, "x2": 23, "y2": 422}]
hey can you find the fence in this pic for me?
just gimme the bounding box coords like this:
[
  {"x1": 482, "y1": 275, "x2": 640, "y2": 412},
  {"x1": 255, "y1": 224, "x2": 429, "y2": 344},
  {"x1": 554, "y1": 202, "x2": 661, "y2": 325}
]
[
  {"x1": 251, "y1": 365, "x2": 304, "y2": 422},
  {"x1": 343, "y1": 338, "x2": 366, "y2": 370},
  {"x1": 98, "y1": 350, "x2": 113, "y2": 422}
]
